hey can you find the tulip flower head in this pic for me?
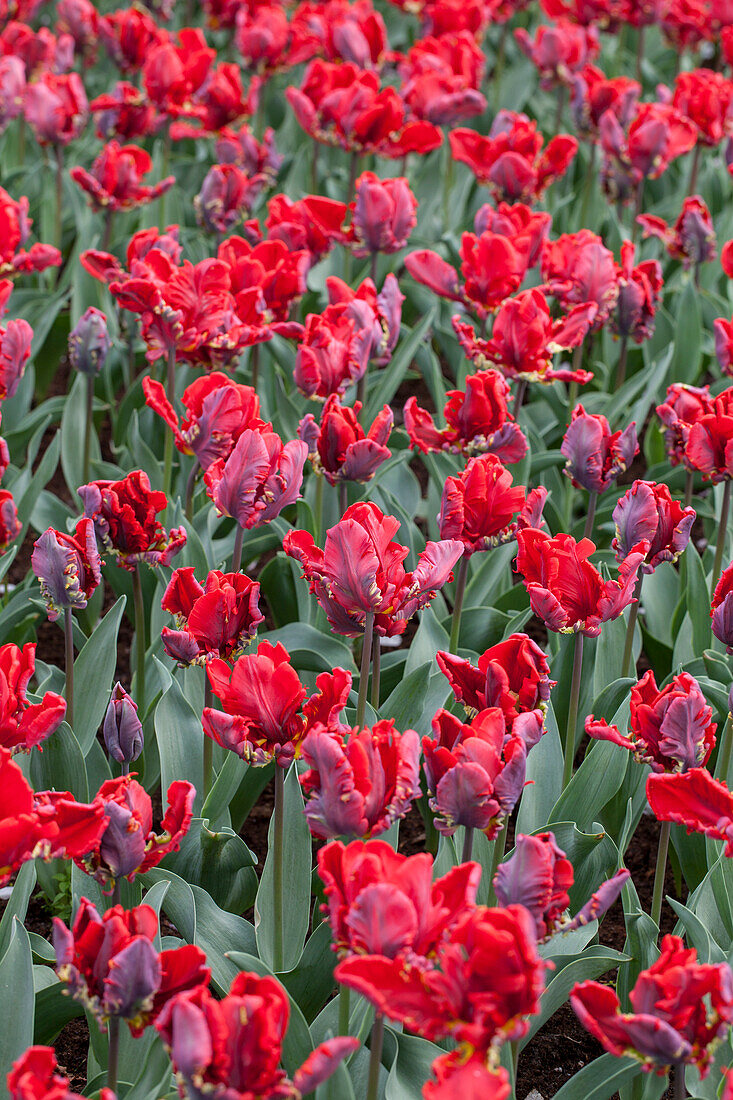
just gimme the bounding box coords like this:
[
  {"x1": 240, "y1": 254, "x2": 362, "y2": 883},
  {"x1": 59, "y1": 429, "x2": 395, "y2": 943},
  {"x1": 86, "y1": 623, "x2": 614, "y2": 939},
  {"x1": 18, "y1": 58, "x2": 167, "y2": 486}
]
[
  {"x1": 0, "y1": 187, "x2": 62, "y2": 276},
  {"x1": 161, "y1": 566, "x2": 264, "y2": 666},
  {"x1": 541, "y1": 229, "x2": 619, "y2": 327},
  {"x1": 24, "y1": 70, "x2": 88, "y2": 146},
  {"x1": 571, "y1": 935, "x2": 733, "y2": 1075},
  {"x1": 673, "y1": 68, "x2": 733, "y2": 147},
  {"x1": 612, "y1": 480, "x2": 695, "y2": 573},
  {"x1": 103, "y1": 683, "x2": 143, "y2": 765},
  {"x1": 561, "y1": 405, "x2": 638, "y2": 494},
  {"x1": 79, "y1": 470, "x2": 186, "y2": 571},
  {"x1": 194, "y1": 163, "x2": 267, "y2": 236},
  {"x1": 70, "y1": 141, "x2": 174, "y2": 212},
  {"x1": 647, "y1": 766, "x2": 733, "y2": 856},
  {"x1": 31, "y1": 517, "x2": 102, "y2": 621},
  {"x1": 204, "y1": 426, "x2": 308, "y2": 530},
  {"x1": 300, "y1": 719, "x2": 421, "y2": 839},
  {"x1": 515, "y1": 19, "x2": 599, "y2": 89},
  {"x1": 0, "y1": 642, "x2": 66, "y2": 754},
  {"x1": 684, "y1": 387, "x2": 733, "y2": 482},
  {"x1": 8, "y1": 1046, "x2": 115, "y2": 1100},
  {"x1": 599, "y1": 101, "x2": 697, "y2": 204},
  {"x1": 612, "y1": 241, "x2": 663, "y2": 344},
  {"x1": 68, "y1": 307, "x2": 111, "y2": 376},
  {"x1": 638, "y1": 196, "x2": 717, "y2": 272},
  {"x1": 284, "y1": 501, "x2": 463, "y2": 637},
  {"x1": 711, "y1": 561, "x2": 733, "y2": 651},
  {"x1": 54, "y1": 897, "x2": 209, "y2": 1034},
  {"x1": 293, "y1": 307, "x2": 371, "y2": 400},
  {"x1": 656, "y1": 382, "x2": 713, "y2": 468},
  {"x1": 350, "y1": 171, "x2": 417, "y2": 256}
]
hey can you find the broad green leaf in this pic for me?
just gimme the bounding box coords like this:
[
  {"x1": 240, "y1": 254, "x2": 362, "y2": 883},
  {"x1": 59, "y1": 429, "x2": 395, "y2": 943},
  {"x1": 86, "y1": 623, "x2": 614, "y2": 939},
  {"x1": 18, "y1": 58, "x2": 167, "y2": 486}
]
[
  {"x1": 550, "y1": 740, "x2": 629, "y2": 833},
  {"x1": 161, "y1": 818, "x2": 257, "y2": 914},
  {"x1": 60, "y1": 372, "x2": 101, "y2": 496},
  {"x1": 155, "y1": 670, "x2": 204, "y2": 814},
  {"x1": 516, "y1": 702, "x2": 563, "y2": 835},
  {"x1": 522, "y1": 946, "x2": 629, "y2": 1047},
  {"x1": 382, "y1": 663, "x2": 450, "y2": 740},
  {"x1": 73, "y1": 596, "x2": 126, "y2": 753},
  {"x1": 552, "y1": 1053, "x2": 642, "y2": 1100},
  {"x1": 0, "y1": 921, "x2": 33, "y2": 1100},
  {"x1": 385, "y1": 1030, "x2": 445, "y2": 1100},
  {"x1": 364, "y1": 309, "x2": 436, "y2": 426},
  {"x1": 30, "y1": 721, "x2": 87, "y2": 802},
  {"x1": 0, "y1": 862, "x2": 35, "y2": 960}
]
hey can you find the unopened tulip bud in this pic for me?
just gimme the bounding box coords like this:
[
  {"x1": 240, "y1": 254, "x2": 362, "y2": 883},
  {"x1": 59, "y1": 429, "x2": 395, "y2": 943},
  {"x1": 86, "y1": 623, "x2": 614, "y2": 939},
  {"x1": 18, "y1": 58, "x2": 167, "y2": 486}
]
[
  {"x1": 68, "y1": 307, "x2": 111, "y2": 376},
  {"x1": 103, "y1": 682, "x2": 143, "y2": 764}
]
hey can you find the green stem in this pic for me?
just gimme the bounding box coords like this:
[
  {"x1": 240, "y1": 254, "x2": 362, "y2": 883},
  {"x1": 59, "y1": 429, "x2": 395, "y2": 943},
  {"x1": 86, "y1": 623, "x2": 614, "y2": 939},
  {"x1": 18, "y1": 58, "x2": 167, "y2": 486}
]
[
  {"x1": 356, "y1": 611, "x2": 375, "y2": 729},
  {"x1": 163, "y1": 346, "x2": 176, "y2": 501},
  {"x1": 651, "y1": 819, "x2": 671, "y2": 931},
  {"x1": 82, "y1": 374, "x2": 94, "y2": 485},
  {"x1": 54, "y1": 144, "x2": 64, "y2": 255},
  {"x1": 616, "y1": 335, "x2": 628, "y2": 390},
  {"x1": 487, "y1": 820, "x2": 508, "y2": 905},
  {"x1": 687, "y1": 143, "x2": 700, "y2": 197},
  {"x1": 203, "y1": 678, "x2": 213, "y2": 799},
  {"x1": 338, "y1": 986, "x2": 350, "y2": 1036},
  {"x1": 232, "y1": 525, "x2": 244, "y2": 573},
  {"x1": 442, "y1": 137, "x2": 454, "y2": 236},
  {"x1": 314, "y1": 474, "x2": 324, "y2": 542},
  {"x1": 461, "y1": 826, "x2": 474, "y2": 863},
  {"x1": 511, "y1": 1040, "x2": 519, "y2": 1090},
  {"x1": 578, "y1": 143, "x2": 596, "y2": 229},
  {"x1": 712, "y1": 480, "x2": 732, "y2": 593},
  {"x1": 64, "y1": 607, "x2": 74, "y2": 729},
  {"x1": 159, "y1": 126, "x2": 171, "y2": 227},
  {"x1": 562, "y1": 632, "x2": 584, "y2": 790},
  {"x1": 717, "y1": 712, "x2": 733, "y2": 784},
  {"x1": 185, "y1": 463, "x2": 199, "y2": 522},
  {"x1": 339, "y1": 481, "x2": 348, "y2": 517},
  {"x1": 448, "y1": 556, "x2": 469, "y2": 654},
  {"x1": 635, "y1": 23, "x2": 645, "y2": 83},
  {"x1": 107, "y1": 1016, "x2": 120, "y2": 1093},
  {"x1": 369, "y1": 251, "x2": 378, "y2": 285},
  {"x1": 582, "y1": 491, "x2": 597, "y2": 541},
  {"x1": 513, "y1": 379, "x2": 527, "y2": 418},
  {"x1": 251, "y1": 344, "x2": 260, "y2": 393},
  {"x1": 366, "y1": 1013, "x2": 385, "y2": 1100},
  {"x1": 555, "y1": 83, "x2": 566, "y2": 133},
  {"x1": 371, "y1": 631, "x2": 381, "y2": 710},
  {"x1": 273, "y1": 762, "x2": 285, "y2": 973},
  {"x1": 674, "y1": 1062, "x2": 686, "y2": 1100},
  {"x1": 132, "y1": 565, "x2": 146, "y2": 712},
  {"x1": 102, "y1": 208, "x2": 114, "y2": 253},
  {"x1": 621, "y1": 573, "x2": 643, "y2": 679},
  {"x1": 684, "y1": 470, "x2": 694, "y2": 510}
]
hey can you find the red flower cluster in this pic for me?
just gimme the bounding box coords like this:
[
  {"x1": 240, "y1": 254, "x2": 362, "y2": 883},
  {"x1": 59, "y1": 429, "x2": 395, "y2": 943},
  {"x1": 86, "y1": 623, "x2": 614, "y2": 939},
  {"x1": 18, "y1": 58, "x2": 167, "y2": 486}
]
[
  {"x1": 0, "y1": 186, "x2": 61, "y2": 275},
  {"x1": 8, "y1": 1047, "x2": 114, "y2": 1100},
  {"x1": 78, "y1": 470, "x2": 186, "y2": 571},
  {"x1": 70, "y1": 140, "x2": 174, "y2": 212},
  {"x1": 0, "y1": 642, "x2": 66, "y2": 753},
  {"x1": 438, "y1": 453, "x2": 547, "y2": 555},
  {"x1": 638, "y1": 195, "x2": 717, "y2": 272},
  {"x1": 161, "y1": 566, "x2": 264, "y2": 666},
  {"x1": 298, "y1": 394, "x2": 393, "y2": 485},
  {"x1": 437, "y1": 633, "x2": 554, "y2": 728}
]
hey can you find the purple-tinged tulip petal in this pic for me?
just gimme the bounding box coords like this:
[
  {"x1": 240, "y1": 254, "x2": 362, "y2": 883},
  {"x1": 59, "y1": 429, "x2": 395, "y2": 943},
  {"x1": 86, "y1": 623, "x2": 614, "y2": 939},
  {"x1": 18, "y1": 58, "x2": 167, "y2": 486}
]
[
  {"x1": 103, "y1": 935, "x2": 161, "y2": 1019},
  {"x1": 434, "y1": 762, "x2": 499, "y2": 834},
  {"x1": 68, "y1": 307, "x2": 111, "y2": 376},
  {"x1": 161, "y1": 627, "x2": 204, "y2": 666},
  {"x1": 324, "y1": 518, "x2": 383, "y2": 613},
  {"x1": 344, "y1": 883, "x2": 420, "y2": 958},
  {"x1": 293, "y1": 1037, "x2": 361, "y2": 1096},
  {"x1": 99, "y1": 799, "x2": 148, "y2": 879},
  {"x1": 657, "y1": 692, "x2": 714, "y2": 772},
  {"x1": 300, "y1": 726, "x2": 368, "y2": 839},
  {"x1": 564, "y1": 869, "x2": 630, "y2": 931},
  {"x1": 103, "y1": 683, "x2": 143, "y2": 765},
  {"x1": 340, "y1": 438, "x2": 391, "y2": 483}
]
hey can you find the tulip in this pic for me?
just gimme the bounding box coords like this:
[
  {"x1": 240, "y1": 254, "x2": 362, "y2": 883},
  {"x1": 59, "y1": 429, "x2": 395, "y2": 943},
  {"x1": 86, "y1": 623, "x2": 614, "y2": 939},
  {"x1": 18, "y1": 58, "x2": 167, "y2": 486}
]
[
  {"x1": 217, "y1": 234, "x2": 309, "y2": 331},
  {"x1": 90, "y1": 81, "x2": 160, "y2": 142},
  {"x1": 0, "y1": 312, "x2": 33, "y2": 400},
  {"x1": 599, "y1": 100, "x2": 697, "y2": 209},
  {"x1": 103, "y1": 684, "x2": 143, "y2": 768},
  {"x1": 0, "y1": 188, "x2": 61, "y2": 276},
  {"x1": 79, "y1": 471, "x2": 186, "y2": 572},
  {"x1": 712, "y1": 562, "x2": 733, "y2": 653},
  {"x1": 217, "y1": 122, "x2": 283, "y2": 178},
  {"x1": 515, "y1": 19, "x2": 599, "y2": 89},
  {"x1": 169, "y1": 61, "x2": 259, "y2": 140},
  {"x1": 235, "y1": 3, "x2": 316, "y2": 75},
  {"x1": 194, "y1": 163, "x2": 266, "y2": 237},
  {"x1": 541, "y1": 229, "x2": 619, "y2": 328},
  {"x1": 68, "y1": 307, "x2": 110, "y2": 377},
  {"x1": 424, "y1": 1055, "x2": 511, "y2": 1099},
  {"x1": 0, "y1": 57, "x2": 25, "y2": 137},
  {"x1": 8, "y1": 1046, "x2": 115, "y2": 1100},
  {"x1": 266, "y1": 193, "x2": 348, "y2": 264},
  {"x1": 638, "y1": 195, "x2": 716, "y2": 282},
  {"x1": 70, "y1": 141, "x2": 175, "y2": 216},
  {"x1": 99, "y1": 7, "x2": 163, "y2": 74},
  {"x1": 56, "y1": 0, "x2": 99, "y2": 62},
  {"x1": 570, "y1": 64, "x2": 640, "y2": 142},
  {"x1": 325, "y1": 273, "x2": 403, "y2": 366},
  {"x1": 673, "y1": 68, "x2": 733, "y2": 149},
  {"x1": 0, "y1": 642, "x2": 66, "y2": 754},
  {"x1": 494, "y1": 831, "x2": 629, "y2": 941},
  {"x1": 613, "y1": 480, "x2": 694, "y2": 574},
  {"x1": 300, "y1": 719, "x2": 421, "y2": 839},
  {"x1": 656, "y1": 382, "x2": 713, "y2": 505},
  {"x1": 561, "y1": 405, "x2": 638, "y2": 535},
  {"x1": 142, "y1": 28, "x2": 214, "y2": 118},
  {"x1": 350, "y1": 172, "x2": 417, "y2": 270},
  {"x1": 473, "y1": 199, "x2": 550, "y2": 265},
  {"x1": 0, "y1": 489, "x2": 20, "y2": 554},
  {"x1": 298, "y1": 395, "x2": 392, "y2": 488},
  {"x1": 571, "y1": 935, "x2": 733, "y2": 1076},
  {"x1": 24, "y1": 71, "x2": 88, "y2": 147},
  {"x1": 294, "y1": 308, "x2": 371, "y2": 400}
]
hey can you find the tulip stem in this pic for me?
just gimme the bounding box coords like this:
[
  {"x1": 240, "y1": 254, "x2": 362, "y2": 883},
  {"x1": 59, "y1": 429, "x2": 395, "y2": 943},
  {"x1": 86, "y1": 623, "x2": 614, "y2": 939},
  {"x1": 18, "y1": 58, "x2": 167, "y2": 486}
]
[
  {"x1": 578, "y1": 144, "x2": 597, "y2": 230},
  {"x1": 338, "y1": 986, "x2": 350, "y2": 1036},
  {"x1": 163, "y1": 346, "x2": 176, "y2": 501},
  {"x1": 339, "y1": 481, "x2": 348, "y2": 517},
  {"x1": 583, "y1": 492, "x2": 597, "y2": 541},
  {"x1": 635, "y1": 24, "x2": 645, "y2": 83},
  {"x1": 492, "y1": 23, "x2": 508, "y2": 109},
  {"x1": 185, "y1": 463, "x2": 199, "y2": 522},
  {"x1": 487, "y1": 820, "x2": 508, "y2": 905},
  {"x1": 442, "y1": 137, "x2": 454, "y2": 236},
  {"x1": 684, "y1": 471, "x2": 694, "y2": 510},
  {"x1": 674, "y1": 1062, "x2": 686, "y2": 1099},
  {"x1": 357, "y1": 612, "x2": 375, "y2": 729},
  {"x1": 651, "y1": 820, "x2": 671, "y2": 932},
  {"x1": 82, "y1": 374, "x2": 94, "y2": 486},
  {"x1": 107, "y1": 1016, "x2": 120, "y2": 1094},
  {"x1": 687, "y1": 143, "x2": 700, "y2": 197},
  {"x1": 132, "y1": 565, "x2": 146, "y2": 712},
  {"x1": 102, "y1": 208, "x2": 114, "y2": 253},
  {"x1": 314, "y1": 474, "x2": 324, "y2": 541},
  {"x1": 621, "y1": 573, "x2": 643, "y2": 680},
  {"x1": 712, "y1": 480, "x2": 732, "y2": 593},
  {"x1": 366, "y1": 1013, "x2": 385, "y2": 1100},
  {"x1": 203, "y1": 679, "x2": 213, "y2": 799},
  {"x1": 64, "y1": 607, "x2": 74, "y2": 729},
  {"x1": 273, "y1": 762, "x2": 285, "y2": 973},
  {"x1": 371, "y1": 632, "x2": 380, "y2": 710},
  {"x1": 461, "y1": 826, "x2": 474, "y2": 863},
  {"x1": 449, "y1": 557, "x2": 469, "y2": 654},
  {"x1": 513, "y1": 380, "x2": 527, "y2": 418},
  {"x1": 555, "y1": 84, "x2": 566, "y2": 133},
  {"x1": 369, "y1": 252, "x2": 378, "y2": 285},
  {"x1": 562, "y1": 632, "x2": 584, "y2": 790},
  {"x1": 54, "y1": 144, "x2": 64, "y2": 255},
  {"x1": 717, "y1": 712, "x2": 733, "y2": 784},
  {"x1": 251, "y1": 344, "x2": 260, "y2": 393},
  {"x1": 232, "y1": 525, "x2": 244, "y2": 573},
  {"x1": 616, "y1": 335, "x2": 628, "y2": 390}
]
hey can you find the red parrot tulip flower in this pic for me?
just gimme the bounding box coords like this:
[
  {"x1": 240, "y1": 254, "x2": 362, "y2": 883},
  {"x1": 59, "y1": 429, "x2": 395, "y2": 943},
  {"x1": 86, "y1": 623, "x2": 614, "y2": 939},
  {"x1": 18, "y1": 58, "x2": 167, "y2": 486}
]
[
  {"x1": 325, "y1": 273, "x2": 403, "y2": 366},
  {"x1": 0, "y1": 304, "x2": 32, "y2": 401},
  {"x1": 300, "y1": 719, "x2": 421, "y2": 839},
  {"x1": 571, "y1": 935, "x2": 733, "y2": 1075},
  {"x1": 599, "y1": 101, "x2": 697, "y2": 204},
  {"x1": 194, "y1": 163, "x2": 266, "y2": 236},
  {"x1": 612, "y1": 480, "x2": 695, "y2": 573},
  {"x1": 70, "y1": 141, "x2": 174, "y2": 212},
  {"x1": 570, "y1": 64, "x2": 640, "y2": 142},
  {"x1": 265, "y1": 193, "x2": 349, "y2": 265},
  {"x1": 684, "y1": 388, "x2": 733, "y2": 482},
  {"x1": 31, "y1": 517, "x2": 102, "y2": 622},
  {"x1": 78, "y1": 470, "x2": 186, "y2": 571},
  {"x1": 0, "y1": 488, "x2": 20, "y2": 554},
  {"x1": 0, "y1": 642, "x2": 66, "y2": 754},
  {"x1": 99, "y1": 6, "x2": 164, "y2": 74},
  {"x1": 298, "y1": 394, "x2": 393, "y2": 485},
  {"x1": 494, "y1": 831, "x2": 629, "y2": 941},
  {"x1": 612, "y1": 241, "x2": 663, "y2": 344},
  {"x1": 318, "y1": 838, "x2": 480, "y2": 959},
  {"x1": 712, "y1": 562, "x2": 733, "y2": 651},
  {"x1": 561, "y1": 405, "x2": 638, "y2": 494},
  {"x1": 673, "y1": 68, "x2": 733, "y2": 147},
  {"x1": 8, "y1": 1046, "x2": 115, "y2": 1100},
  {"x1": 78, "y1": 775, "x2": 194, "y2": 889},
  {"x1": 204, "y1": 640, "x2": 352, "y2": 767},
  {"x1": 449, "y1": 111, "x2": 578, "y2": 203},
  {"x1": 90, "y1": 81, "x2": 160, "y2": 142},
  {"x1": 423, "y1": 707, "x2": 528, "y2": 837},
  {"x1": 350, "y1": 171, "x2": 417, "y2": 256},
  {"x1": 24, "y1": 70, "x2": 88, "y2": 146},
  {"x1": 473, "y1": 199, "x2": 551, "y2": 265},
  {"x1": 398, "y1": 30, "x2": 487, "y2": 126},
  {"x1": 161, "y1": 567, "x2": 264, "y2": 666},
  {"x1": 0, "y1": 187, "x2": 61, "y2": 275},
  {"x1": 235, "y1": 3, "x2": 317, "y2": 76},
  {"x1": 438, "y1": 453, "x2": 547, "y2": 555},
  {"x1": 586, "y1": 669, "x2": 715, "y2": 773},
  {"x1": 656, "y1": 382, "x2": 713, "y2": 468},
  {"x1": 638, "y1": 196, "x2": 717, "y2": 271},
  {"x1": 204, "y1": 426, "x2": 308, "y2": 529},
  {"x1": 424, "y1": 1055, "x2": 511, "y2": 1100},
  {"x1": 284, "y1": 501, "x2": 463, "y2": 637},
  {"x1": 647, "y1": 767, "x2": 733, "y2": 856},
  {"x1": 142, "y1": 28, "x2": 214, "y2": 119},
  {"x1": 156, "y1": 972, "x2": 358, "y2": 1100},
  {"x1": 515, "y1": 19, "x2": 599, "y2": 89},
  {"x1": 404, "y1": 369, "x2": 528, "y2": 461},
  {"x1": 294, "y1": 307, "x2": 371, "y2": 400},
  {"x1": 53, "y1": 897, "x2": 209, "y2": 1034},
  {"x1": 437, "y1": 633, "x2": 553, "y2": 728},
  {"x1": 542, "y1": 229, "x2": 619, "y2": 327},
  {"x1": 515, "y1": 528, "x2": 647, "y2": 636}
]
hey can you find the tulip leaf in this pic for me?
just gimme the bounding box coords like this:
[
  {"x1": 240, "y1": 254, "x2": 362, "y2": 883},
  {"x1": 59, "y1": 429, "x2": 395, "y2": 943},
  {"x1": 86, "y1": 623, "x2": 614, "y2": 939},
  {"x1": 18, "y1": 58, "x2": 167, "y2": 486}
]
[
  {"x1": 516, "y1": 701, "x2": 564, "y2": 835},
  {"x1": 74, "y1": 595, "x2": 126, "y2": 754},
  {"x1": 277, "y1": 919, "x2": 336, "y2": 1024},
  {"x1": 552, "y1": 1053, "x2": 642, "y2": 1100},
  {"x1": 0, "y1": 863, "x2": 35, "y2": 961},
  {"x1": 30, "y1": 720, "x2": 88, "y2": 802},
  {"x1": 382, "y1": 662, "x2": 451, "y2": 740},
  {"x1": 34, "y1": 978, "x2": 84, "y2": 1045},
  {"x1": 522, "y1": 946, "x2": 630, "y2": 1048},
  {"x1": 549, "y1": 740, "x2": 629, "y2": 833},
  {"x1": 384, "y1": 1029, "x2": 445, "y2": 1100},
  {"x1": 201, "y1": 750, "x2": 248, "y2": 829},
  {"x1": 155, "y1": 669, "x2": 205, "y2": 815},
  {"x1": 263, "y1": 622, "x2": 357, "y2": 674},
  {"x1": 667, "y1": 279, "x2": 701, "y2": 387},
  {"x1": 0, "y1": 920, "x2": 33, "y2": 1100},
  {"x1": 161, "y1": 818, "x2": 257, "y2": 914},
  {"x1": 61, "y1": 372, "x2": 101, "y2": 497},
  {"x1": 364, "y1": 308, "x2": 436, "y2": 427},
  {"x1": 255, "y1": 765, "x2": 312, "y2": 973},
  {"x1": 114, "y1": 1035, "x2": 175, "y2": 1100}
]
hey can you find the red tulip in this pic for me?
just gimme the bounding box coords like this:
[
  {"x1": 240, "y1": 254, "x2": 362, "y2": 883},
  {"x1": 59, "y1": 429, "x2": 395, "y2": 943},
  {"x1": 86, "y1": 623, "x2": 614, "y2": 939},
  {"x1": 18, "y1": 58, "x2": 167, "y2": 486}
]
[
  {"x1": 612, "y1": 240, "x2": 663, "y2": 344},
  {"x1": 398, "y1": 31, "x2": 486, "y2": 127},
  {"x1": 99, "y1": 7, "x2": 164, "y2": 74},
  {"x1": 715, "y1": 314, "x2": 733, "y2": 377},
  {"x1": 161, "y1": 567, "x2": 263, "y2": 666},
  {"x1": 284, "y1": 501, "x2": 463, "y2": 637},
  {"x1": 423, "y1": 1055, "x2": 511, "y2": 1100},
  {"x1": 586, "y1": 669, "x2": 715, "y2": 773},
  {"x1": 78, "y1": 470, "x2": 186, "y2": 571},
  {"x1": 79, "y1": 774, "x2": 194, "y2": 889},
  {"x1": 570, "y1": 63, "x2": 640, "y2": 141},
  {"x1": 599, "y1": 101, "x2": 697, "y2": 204},
  {"x1": 473, "y1": 199, "x2": 551, "y2": 265},
  {"x1": 300, "y1": 719, "x2": 421, "y2": 838},
  {"x1": 673, "y1": 67, "x2": 733, "y2": 147},
  {"x1": 638, "y1": 196, "x2": 717, "y2": 274},
  {"x1": 571, "y1": 935, "x2": 733, "y2": 1075},
  {"x1": 142, "y1": 372, "x2": 263, "y2": 473},
  {"x1": 53, "y1": 897, "x2": 209, "y2": 1033},
  {"x1": 317, "y1": 838, "x2": 480, "y2": 959},
  {"x1": 0, "y1": 56, "x2": 25, "y2": 135},
  {"x1": 156, "y1": 972, "x2": 357, "y2": 1100},
  {"x1": 515, "y1": 528, "x2": 647, "y2": 636},
  {"x1": 438, "y1": 453, "x2": 547, "y2": 555},
  {"x1": 217, "y1": 234, "x2": 309, "y2": 328},
  {"x1": 0, "y1": 488, "x2": 20, "y2": 552},
  {"x1": 454, "y1": 288, "x2": 596, "y2": 385},
  {"x1": 265, "y1": 193, "x2": 349, "y2": 264},
  {"x1": 8, "y1": 1046, "x2": 114, "y2": 1100},
  {"x1": 0, "y1": 187, "x2": 61, "y2": 275},
  {"x1": 656, "y1": 382, "x2": 713, "y2": 468},
  {"x1": 298, "y1": 394, "x2": 392, "y2": 485},
  {"x1": 293, "y1": 307, "x2": 371, "y2": 399},
  {"x1": 612, "y1": 480, "x2": 695, "y2": 573},
  {"x1": 305, "y1": 0, "x2": 388, "y2": 68},
  {"x1": 0, "y1": 642, "x2": 66, "y2": 754},
  {"x1": 494, "y1": 831, "x2": 629, "y2": 940},
  {"x1": 647, "y1": 766, "x2": 733, "y2": 855},
  {"x1": 204, "y1": 426, "x2": 308, "y2": 529},
  {"x1": 437, "y1": 633, "x2": 553, "y2": 729},
  {"x1": 515, "y1": 19, "x2": 599, "y2": 89},
  {"x1": 0, "y1": 293, "x2": 32, "y2": 400},
  {"x1": 195, "y1": 163, "x2": 265, "y2": 237},
  {"x1": 336, "y1": 904, "x2": 546, "y2": 1049},
  {"x1": 235, "y1": 3, "x2": 317, "y2": 76},
  {"x1": 449, "y1": 111, "x2": 578, "y2": 203},
  {"x1": 90, "y1": 81, "x2": 160, "y2": 142},
  {"x1": 24, "y1": 70, "x2": 88, "y2": 146},
  {"x1": 204, "y1": 640, "x2": 352, "y2": 767},
  {"x1": 56, "y1": 0, "x2": 99, "y2": 63},
  {"x1": 541, "y1": 229, "x2": 619, "y2": 327},
  {"x1": 70, "y1": 141, "x2": 174, "y2": 212},
  {"x1": 168, "y1": 61, "x2": 260, "y2": 141},
  {"x1": 404, "y1": 369, "x2": 528, "y2": 461},
  {"x1": 423, "y1": 707, "x2": 527, "y2": 837},
  {"x1": 350, "y1": 171, "x2": 417, "y2": 256},
  {"x1": 31, "y1": 517, "x2": 102, "y2": 622},
  {"x1": 216, "y1": 122, "x2": 283, "y2": 178},
  {"x1": 561, "y1": 404, "x2": 638, "y2": 494},
  {"x1": 712, "y1": 561, "x2": 733, "y2": 651},
  {"x1": 1, "y1": 21, "x2": 70, "y2": 82},
  {"x1": 325, "y1": 273, "x2": 403, "y2": 365},
  {"x1": 684, "y1": 387, "x2": 733, "y2": 482},
  {"x1": 142, "y1": 27, "x2": 214, "y2": 119}
]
